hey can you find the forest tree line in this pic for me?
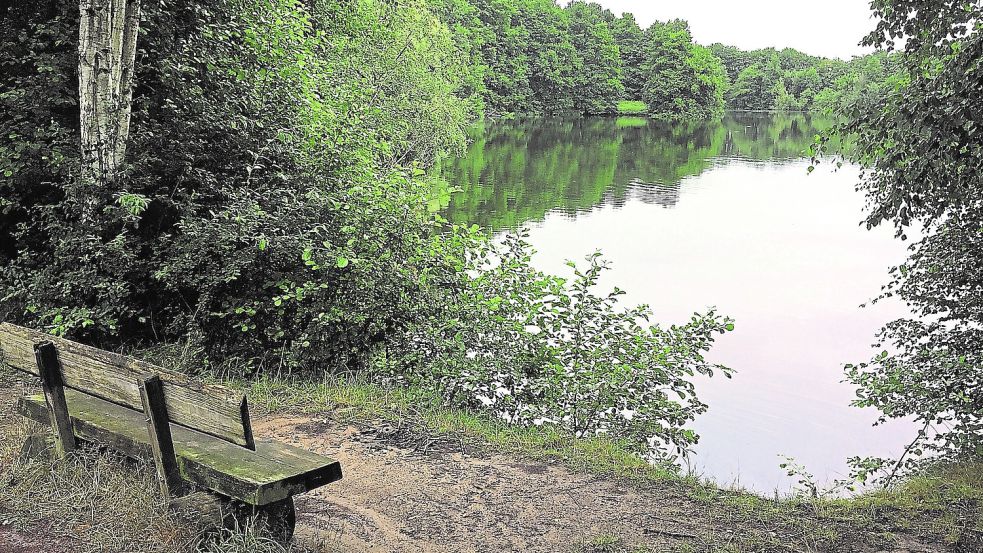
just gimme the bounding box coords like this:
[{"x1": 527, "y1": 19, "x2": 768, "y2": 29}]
[{"x1": 428, "y1": 0, "x2": 899, "y2": 118}]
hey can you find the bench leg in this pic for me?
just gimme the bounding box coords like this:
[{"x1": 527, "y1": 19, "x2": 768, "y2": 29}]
[
  {"x1": 138, "y1": 374, "x2": 186, "y2": 500},
  {"x1": 34, "y1": 341, "x2": 76, "y2": 457},
  {"x1": 256, "y1": 496, "x2": 296, "y2": 544}
]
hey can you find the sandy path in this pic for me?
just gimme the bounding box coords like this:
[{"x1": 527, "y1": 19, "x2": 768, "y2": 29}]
[
  {"x1": 254, "y1": 415, "x2": 945, "y2": 553},
  {"x1": 255, "y1": 415, "x2": 708, "y2": 552}
]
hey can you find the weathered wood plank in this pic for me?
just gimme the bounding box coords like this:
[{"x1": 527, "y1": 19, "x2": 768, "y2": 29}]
[
  {"x1": 34, "y1": 342, "x2": 77, "y2": 457},
  {"x1": 18, "y1": 390, "x2": 342, "y2": 505},
  {"x1": 139, "y1": 375, "x2": 185, "y2": 500},
  {"x1": 0, "y1": 323, "x2": 255, "y2": 449}
]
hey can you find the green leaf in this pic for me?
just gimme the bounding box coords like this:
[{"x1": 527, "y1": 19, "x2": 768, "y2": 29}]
[{"x1": 336, "y1": 256, "x2": 350, "y2": 269}]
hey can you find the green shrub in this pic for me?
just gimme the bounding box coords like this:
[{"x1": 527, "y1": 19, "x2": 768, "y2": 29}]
[
  {"x1": 0, "y1": 0, "x2": 481, "y2": 371},
  {"x1": 383, "y1": 232, "x2": 734, "y2": 460}
]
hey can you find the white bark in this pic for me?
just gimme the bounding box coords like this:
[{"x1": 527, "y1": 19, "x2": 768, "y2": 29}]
[{"x1": 78, "y1": 0, "x2": 141, "y2": 194}]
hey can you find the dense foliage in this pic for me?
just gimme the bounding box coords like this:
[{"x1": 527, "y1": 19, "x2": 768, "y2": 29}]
[
  {"x1": 426, "y1": 1, "x2": 728, "y2": 118},
  {"x1": 821, "y1": 0, "x2": 983, "y2": 479},
  {"x1": 640, "y1": 21, "x2": 727, "y2": 119},
  {"x1": 383, "y1": 232, "x2": 733, "y2": 458},
  {"x1": 710, "y1": 44, "x2": 901, "y2": 112},
  {"x1": 0, "y1": 0, "x2": 735, "y2": 457},
  {"x1": 434, "y1": 1, "x2": 899, "y2": 117},
  {"x1": 0, "y1": 0, "x2": 480, "y2": 367}
]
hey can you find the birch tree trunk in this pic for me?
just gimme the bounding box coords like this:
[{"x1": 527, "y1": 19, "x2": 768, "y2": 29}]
[{"x1": 78, "y1": 0, "x2": 141, "y2": 203}]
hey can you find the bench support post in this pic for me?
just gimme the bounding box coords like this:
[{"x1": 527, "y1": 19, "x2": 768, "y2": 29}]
[
  {"x1": 34, "y1": 341, "x2": 77, "y2": 457},
  {"x1": 139, "y1": 375, "x2": 186, "y2": 500}
]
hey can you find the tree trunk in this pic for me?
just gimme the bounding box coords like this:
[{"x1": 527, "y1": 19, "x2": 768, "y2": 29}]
[{"x1": 78, "y1": 0, "x2": 141, "y2": 210}]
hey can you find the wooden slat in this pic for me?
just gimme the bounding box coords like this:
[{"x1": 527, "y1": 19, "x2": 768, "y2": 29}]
[
  {"x1": 0, "y1": 323, "x2": 255, "y2": 449},
  {"x1": 18, "y1": 390, "x2": 343, "y2": 506},
  {"x1": 140, "y1": 375, "x2": 186, "y2": 500},
  {"x1": 35, "y1": 341, "x2": 77, "y2": 457}
]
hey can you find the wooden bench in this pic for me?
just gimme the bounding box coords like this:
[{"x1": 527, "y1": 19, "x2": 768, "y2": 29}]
[{"x1": 0, "y1": 322, "x2": 342, "y2": 541}]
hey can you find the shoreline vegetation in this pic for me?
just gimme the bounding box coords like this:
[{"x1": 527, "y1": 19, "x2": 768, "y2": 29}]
[{"x1": 0, "y1": 0, "x2": 980, "y2": 550}]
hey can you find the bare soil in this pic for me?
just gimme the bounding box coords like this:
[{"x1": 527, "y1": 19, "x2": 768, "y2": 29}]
[
  {"x1": 254, "y1": 415, "x2": 947, "y2": 553},
  {"x1": 0, "y1": 524, "x2": 76, "y2": 553}
]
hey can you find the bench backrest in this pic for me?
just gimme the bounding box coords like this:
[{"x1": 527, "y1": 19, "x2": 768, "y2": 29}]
[{"x1": 0, "y1": 323, "x2": 255, "y2": 449}]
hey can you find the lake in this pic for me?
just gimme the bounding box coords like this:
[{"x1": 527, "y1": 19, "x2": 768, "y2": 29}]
[{"x1": 434, "y1": 112, "x2": 916, "y2": 494}]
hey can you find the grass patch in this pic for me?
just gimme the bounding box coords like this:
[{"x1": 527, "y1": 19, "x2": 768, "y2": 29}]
[
  {"x1": 617, "y1": 100, "x2": 647, "y2": 115},
  {"x1": 0, "y1": 384, "x2": 195, "y2": 553},
  {"x1": 239, "y1": 374, "x2": 681, "y2": 483}
]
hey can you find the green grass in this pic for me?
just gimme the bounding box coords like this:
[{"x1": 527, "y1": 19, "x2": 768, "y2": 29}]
[
  {"x1": 239, "y1": 374, "x2": 680, "y2": 482},
  {"x1": 617, "y1": 100, "x2": 647, "y2": 115}
]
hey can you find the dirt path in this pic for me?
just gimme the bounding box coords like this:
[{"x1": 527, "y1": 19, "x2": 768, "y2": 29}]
[
  {"x1": 0, "y1": 375, "x2": 950, "y2": 553},
  {"x1": 254, "y1": 415, "x2": 942, "y2": 553},
  {"x1": 259, "y1": 415, "x2": 698, "y2": 552}
]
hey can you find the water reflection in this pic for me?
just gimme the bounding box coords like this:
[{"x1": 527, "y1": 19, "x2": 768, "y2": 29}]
[
  {"x1": 436, "y1": 112, "x2": 914, "y2": 493},
  {"x1": 434, "y1": 112, "x2": 832, "y2": 229}
]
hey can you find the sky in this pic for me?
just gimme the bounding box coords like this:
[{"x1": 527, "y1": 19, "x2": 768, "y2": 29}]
[{"x1": 577, "y1": 0, "x2": 876, "y2": 60}]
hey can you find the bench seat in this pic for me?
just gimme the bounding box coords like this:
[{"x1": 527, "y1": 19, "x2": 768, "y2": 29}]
[{"x1": 18, "y1": 389, "x2": 342, "y2": 506}]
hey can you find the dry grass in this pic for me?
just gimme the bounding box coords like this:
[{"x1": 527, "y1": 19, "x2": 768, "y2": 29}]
[{"x1": 0, "y1": 368, "x2": 341, "y2": 553}]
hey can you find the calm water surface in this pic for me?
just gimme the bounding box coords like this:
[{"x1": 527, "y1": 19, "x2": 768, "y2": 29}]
[{"x1": 436, "y1": 113, "x2": 916, "y2": 493}]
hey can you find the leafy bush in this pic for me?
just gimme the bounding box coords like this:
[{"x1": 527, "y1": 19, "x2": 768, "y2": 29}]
[
  {"x1": 816, "y1": 0, "x2": 983, "y2": 482},
  {"x1": 0, "y1": 0, "x2": 480, "y2": 371},
  {"x1": 382, "y1": 231, "x2": 734, "y2": 459}
]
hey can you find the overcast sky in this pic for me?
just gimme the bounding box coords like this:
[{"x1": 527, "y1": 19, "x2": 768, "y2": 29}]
[{"x1": 577, "y1": 0, "x2": 876, "y2": 59}]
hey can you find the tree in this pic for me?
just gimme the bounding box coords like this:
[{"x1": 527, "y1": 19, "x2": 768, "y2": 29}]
[
  {"x1": 772, "y1": 79, "x2": 801, "y2": 111},
  {"x1": 824, "y1": 0, "x2": 983, "y2": 477},
  {"x1": 521, "y1": 0, "x2": 579, "y2": 113},
  {"x1": 77, "y1": 0, "x2": 141, "y2": 194},
  {"x1": 464, "y1": 0, "x2": 533, "y2": 114},
  {"x1": 709, "y1": 43, "x2": 754, "y2": 82},
  {"x1": 566, "y1": 1, "x2": 623, "y2": 114},
  {"x1": 611, "y1": 13, "x2": 646, "y2": 99},
  {"x1": 727, "y1": 64, "x2": 773, "y2": 110},
  {"x1": 641, "y1": 20, "x2": 726, "y2": 119}
]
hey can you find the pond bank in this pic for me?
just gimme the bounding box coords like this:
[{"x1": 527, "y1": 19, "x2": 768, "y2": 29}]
[{"x1": 3, "y1": 366, "x2": 978, "y2": 552}]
